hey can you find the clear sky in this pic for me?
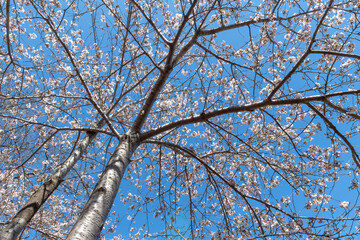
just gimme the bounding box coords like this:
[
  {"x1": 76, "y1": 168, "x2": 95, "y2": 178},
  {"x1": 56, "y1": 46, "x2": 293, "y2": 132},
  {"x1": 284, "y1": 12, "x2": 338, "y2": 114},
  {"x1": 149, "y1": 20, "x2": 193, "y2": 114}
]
[{"x1": 2, "y1": 0, "x2": 360, "y2": 239}]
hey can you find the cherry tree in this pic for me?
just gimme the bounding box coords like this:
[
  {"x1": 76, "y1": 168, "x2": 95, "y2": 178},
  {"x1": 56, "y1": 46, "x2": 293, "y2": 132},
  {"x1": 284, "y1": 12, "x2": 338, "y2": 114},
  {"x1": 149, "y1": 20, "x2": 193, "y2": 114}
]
[{"x1": 1, "y1": 0, "x2": 360, "y2": 239}]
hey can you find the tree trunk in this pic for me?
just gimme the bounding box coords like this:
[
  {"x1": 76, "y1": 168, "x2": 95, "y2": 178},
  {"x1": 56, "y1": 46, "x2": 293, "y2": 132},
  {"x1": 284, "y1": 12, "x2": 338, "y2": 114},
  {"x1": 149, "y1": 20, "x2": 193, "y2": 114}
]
[
  {"x1": 0, "y1": 132, "x2": 96, "y2": 240},
  {"x1": 65, "y1": 134, "x2": 139, "y2": 240}
]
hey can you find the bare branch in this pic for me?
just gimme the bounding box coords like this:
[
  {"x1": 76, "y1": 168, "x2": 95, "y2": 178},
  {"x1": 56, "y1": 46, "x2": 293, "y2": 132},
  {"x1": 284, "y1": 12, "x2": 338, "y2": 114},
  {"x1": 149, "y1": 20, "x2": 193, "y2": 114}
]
[
  {"x1": 266, "y1": 0, "x2": 335, "y2": 100},
  {"x1": 29, "y1": 0, "x2": 121, "y2": 139},
  {"x1": 306, "y1": 103, "x2": 360, "y2": 168},
  {"x1": 324, "y1": 99, "x2": 360, "y2": 120},
  {"x1": 310, "y1": 50, "x2": 360, "y2": 59},
  {"x1": 145, "y1": 140, "x2": 306, "y2": 234},
  {"x1": 141, "y1": 89, "x2": 360, "y2": 140},
  {"x1": 130, "y1": 0, "x2": 171, "y2": 45}
]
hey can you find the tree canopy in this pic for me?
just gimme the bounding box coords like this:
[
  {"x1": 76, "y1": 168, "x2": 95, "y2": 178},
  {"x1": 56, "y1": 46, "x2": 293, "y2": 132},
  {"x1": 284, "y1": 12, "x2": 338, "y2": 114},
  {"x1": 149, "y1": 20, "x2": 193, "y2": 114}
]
[{"x1": 1, "y1": 0, "x2": 360, "y2": 239}]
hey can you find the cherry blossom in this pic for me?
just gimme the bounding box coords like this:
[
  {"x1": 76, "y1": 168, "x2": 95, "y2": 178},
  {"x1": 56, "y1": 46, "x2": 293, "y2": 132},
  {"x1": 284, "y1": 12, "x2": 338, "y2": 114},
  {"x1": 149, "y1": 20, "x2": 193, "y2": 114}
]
[{"x1": 1, "y1": 0, "x2": 360, "y2": 239}]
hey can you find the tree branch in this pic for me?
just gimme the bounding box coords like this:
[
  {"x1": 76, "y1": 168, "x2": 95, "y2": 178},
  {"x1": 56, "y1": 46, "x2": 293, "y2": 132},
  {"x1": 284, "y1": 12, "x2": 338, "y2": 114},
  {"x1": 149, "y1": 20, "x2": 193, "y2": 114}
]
[
  {"x1": 30, "y1": 0, "x2": 121, "y2": 139},
  {"x1": 323, "y1": 99, "x2": 360, "y2": 120},
  {"x1": 144, "y1": 140, "x2": 308, "y2": 234},
  {"x1": 266, "y1": 0, "x2": 335, "y2": 100},
  {"x1": 306, "y1": 103, "x2": 360, "y2": 168},
  {"x1": 130, "y1": 0, "x2": 171, "y2": 45},
  {"x1": 310, "y1": 50, "x2": 360, "y2": 59},
  {"x1": 141, "y1": 89, "x2": 360, "y2": 140}
]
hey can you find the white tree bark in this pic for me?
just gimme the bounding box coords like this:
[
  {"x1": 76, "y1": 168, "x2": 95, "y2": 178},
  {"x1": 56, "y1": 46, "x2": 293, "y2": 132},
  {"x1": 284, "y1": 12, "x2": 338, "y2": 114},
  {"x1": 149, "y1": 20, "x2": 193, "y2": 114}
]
[
  {"x1": 0, "y1": 99, "x2": 133, "y2": 239},
  {"x1": 65, "y1": 134, "x2": 139, "y2": 240},
  {"x1": 0, "y1": 132, "x2": 97, "y2": 240}
]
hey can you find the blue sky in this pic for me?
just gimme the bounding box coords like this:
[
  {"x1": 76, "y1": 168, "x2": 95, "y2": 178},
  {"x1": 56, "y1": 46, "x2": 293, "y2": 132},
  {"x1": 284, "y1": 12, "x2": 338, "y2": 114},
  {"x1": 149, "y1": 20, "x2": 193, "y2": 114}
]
[{"x1": 2, "y1": 0, "x2": 360, "y2": 239}]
